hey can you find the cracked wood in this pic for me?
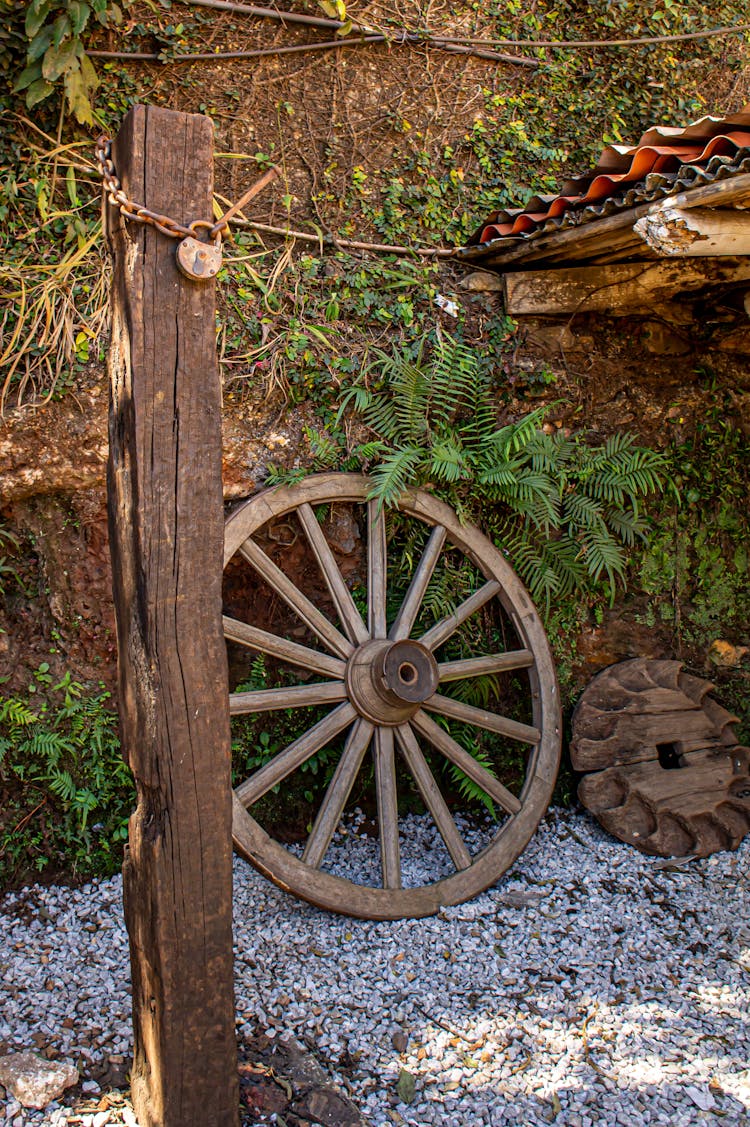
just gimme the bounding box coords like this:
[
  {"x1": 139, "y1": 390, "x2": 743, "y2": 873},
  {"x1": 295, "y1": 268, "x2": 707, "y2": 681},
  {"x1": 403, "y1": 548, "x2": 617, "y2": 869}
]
[{"x1": 106, "y1": 104, "x2": 238, "y2": 1127}]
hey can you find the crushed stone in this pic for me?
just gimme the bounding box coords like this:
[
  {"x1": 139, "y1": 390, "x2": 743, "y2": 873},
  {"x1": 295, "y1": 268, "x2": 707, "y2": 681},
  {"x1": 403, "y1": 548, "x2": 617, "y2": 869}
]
[{"x1": 1, "y1": 809, "x2": 748, "y2": 1126}]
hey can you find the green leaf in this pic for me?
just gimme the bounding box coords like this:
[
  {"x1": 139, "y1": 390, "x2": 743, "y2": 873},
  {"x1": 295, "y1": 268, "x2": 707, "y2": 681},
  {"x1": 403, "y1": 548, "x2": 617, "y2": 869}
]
[
  {"x1": 396, "y1": 1069, "x2": 416, "y2": 1105},
  {"x1": 42, "y1": 37, "x2": 78, "y2": 81},
  {"x1": 64, "y1": 63, "x2": 95, "y2": 124},
  {"x1": 27, "y1": 25, "x2": 55, "y2": 63},
  {"x1": 67, "y1": 1, "x2": 92, "y2": 35},
  {"x1": 318, "y1": 0, "x2": 346, "y2": 18},
  {"x1": 66, "y1": 165, "x2": 79, "y2": 207},
  {"x1": 25, "y1": 76, "x2": 55, "y2": 107},
  {"x1": 79, "y1": 49, "x2": 98, "y2": 91},
  {"x1": 13, "y1": 60, "x2": 43, "y2": 92},
  {"x1": 50, "y1": 13, "x2": 72, "y2": 46},
  {"x1": 25, "y1": 0, "x2": 53, "y2": 39}
]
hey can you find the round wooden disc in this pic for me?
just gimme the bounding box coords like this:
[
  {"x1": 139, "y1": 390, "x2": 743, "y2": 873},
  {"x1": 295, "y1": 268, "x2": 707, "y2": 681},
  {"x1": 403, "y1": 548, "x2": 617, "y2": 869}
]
[{"x1": 571, "y1": 658, "x2": 750, "y2": 857}]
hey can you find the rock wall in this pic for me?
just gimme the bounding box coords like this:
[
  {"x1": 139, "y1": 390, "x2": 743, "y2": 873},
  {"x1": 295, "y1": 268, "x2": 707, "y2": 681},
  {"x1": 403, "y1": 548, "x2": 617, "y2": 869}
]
[{"x1": 1, "y1": 289, "x2": 748, "y2": 721}]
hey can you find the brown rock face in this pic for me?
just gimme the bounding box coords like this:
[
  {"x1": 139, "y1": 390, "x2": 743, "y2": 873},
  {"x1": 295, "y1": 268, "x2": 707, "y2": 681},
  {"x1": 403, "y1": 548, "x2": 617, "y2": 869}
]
[
  {"x1": 1, "y1": 489, "x2": 117, "y2": 694},
  {"x1": 0, "y1": 389, "x2": 108, "y2": 506}
]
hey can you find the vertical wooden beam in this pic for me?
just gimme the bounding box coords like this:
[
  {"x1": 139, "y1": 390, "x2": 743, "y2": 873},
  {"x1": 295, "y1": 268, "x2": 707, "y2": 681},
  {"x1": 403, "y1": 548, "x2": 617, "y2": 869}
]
[{"x1": 105, "y1": 105, "x2": 238, "y2": 1127}]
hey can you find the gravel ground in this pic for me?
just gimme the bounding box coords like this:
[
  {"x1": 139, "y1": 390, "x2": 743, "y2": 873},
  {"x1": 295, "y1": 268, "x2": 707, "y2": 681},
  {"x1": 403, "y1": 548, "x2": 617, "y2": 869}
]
[{"x1": 1, "y1": 809, "x2": 749, "y2": 1126}]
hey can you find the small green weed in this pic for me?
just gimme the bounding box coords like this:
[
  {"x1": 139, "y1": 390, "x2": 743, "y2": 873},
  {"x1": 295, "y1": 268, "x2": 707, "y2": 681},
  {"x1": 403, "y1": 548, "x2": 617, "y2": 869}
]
[{"x1": 0, "y1": 670, "x2": 132, "y2": 887}]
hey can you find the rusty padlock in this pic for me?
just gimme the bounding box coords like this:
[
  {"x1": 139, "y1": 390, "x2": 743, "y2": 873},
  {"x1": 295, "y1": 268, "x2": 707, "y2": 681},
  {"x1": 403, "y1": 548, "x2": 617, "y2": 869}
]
[{"x1": 176, "y1": 230, "x2": 222, "y2": 281}]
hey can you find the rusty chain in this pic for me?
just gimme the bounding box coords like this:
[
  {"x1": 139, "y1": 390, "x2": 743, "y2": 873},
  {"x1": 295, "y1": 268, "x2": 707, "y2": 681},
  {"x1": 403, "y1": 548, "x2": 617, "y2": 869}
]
[{"x1": 96, "y1": 134, "x2": 280, "y2": 242}]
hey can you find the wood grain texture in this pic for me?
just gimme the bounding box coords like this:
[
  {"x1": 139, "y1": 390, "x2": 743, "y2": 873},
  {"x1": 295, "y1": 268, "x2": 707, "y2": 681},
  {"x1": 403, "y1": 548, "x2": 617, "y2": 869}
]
[
  {"x1": 572, "y1": 658, "x2": 749, "y2": 858},
  {"x1": 633, "y1": 206, "x2": 750, "y2": 257},
  {"x1": 225, "y1": 474, "x2": 561, "y2": 919},
  {"x1": 503, "y1": 258, "x2": 750, "y2": 315},
  {"x1": 106, "y1": 105, "x2": 238, "y2": 1127},
  {"x1": 461, "y1": 172, "x2": 750, "y2": 270}
]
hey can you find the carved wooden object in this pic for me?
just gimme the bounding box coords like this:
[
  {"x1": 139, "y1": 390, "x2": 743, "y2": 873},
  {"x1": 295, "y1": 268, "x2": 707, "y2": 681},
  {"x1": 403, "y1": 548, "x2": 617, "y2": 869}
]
[
  {"x1": 106, "y1": 105, "x2": 238, "y2": 1126},
  {"x1": 571, "y1": 658, "x2": 750, "y2": 857},
  {"x1": 224, "y1": 473, "x2": 562, "y2": 919}
]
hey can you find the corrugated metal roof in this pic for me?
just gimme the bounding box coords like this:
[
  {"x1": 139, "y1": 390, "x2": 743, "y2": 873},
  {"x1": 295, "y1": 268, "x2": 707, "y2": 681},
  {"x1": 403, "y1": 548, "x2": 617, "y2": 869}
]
[{"x1": 466, "y1": 109, "x2": 750, "y2": 250}]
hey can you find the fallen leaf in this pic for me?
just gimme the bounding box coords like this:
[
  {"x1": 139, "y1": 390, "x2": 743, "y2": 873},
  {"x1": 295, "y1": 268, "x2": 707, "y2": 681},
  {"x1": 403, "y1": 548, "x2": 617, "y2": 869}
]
[{"x1": 396, "y1": 1068, "x2": 416, "y2": 1105}]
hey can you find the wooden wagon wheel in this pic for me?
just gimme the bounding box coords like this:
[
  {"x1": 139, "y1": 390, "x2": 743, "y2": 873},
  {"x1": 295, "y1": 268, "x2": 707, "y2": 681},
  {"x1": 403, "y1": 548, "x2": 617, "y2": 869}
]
[{"x1": 224, "y1": 473, "x2": 561, "y2": 919}]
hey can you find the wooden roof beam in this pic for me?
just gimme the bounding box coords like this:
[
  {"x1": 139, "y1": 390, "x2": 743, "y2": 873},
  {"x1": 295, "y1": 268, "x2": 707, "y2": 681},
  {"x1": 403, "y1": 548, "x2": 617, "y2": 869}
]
[
  {"x1": 634, "y1": 206, "x2": 750, "y2": 257},
  {"x1": 461, "y1": 172, "x2": 750, "y2": 270},
  {"x1": 503, "y1": 257, "x2": 750, "y2": 316}
]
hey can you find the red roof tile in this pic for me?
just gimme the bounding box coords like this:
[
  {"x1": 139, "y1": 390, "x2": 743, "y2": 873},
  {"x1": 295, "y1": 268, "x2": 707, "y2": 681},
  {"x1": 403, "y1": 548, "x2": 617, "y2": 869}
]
[{"x1": 470, "y1": 109, "x2": 750, "y2": 245}]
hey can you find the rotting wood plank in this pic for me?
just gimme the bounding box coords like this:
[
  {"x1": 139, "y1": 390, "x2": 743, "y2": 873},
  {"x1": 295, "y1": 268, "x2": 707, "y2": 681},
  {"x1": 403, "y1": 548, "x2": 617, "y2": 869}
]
[
  {"x1": 579, "y1": 747, "x2": 750, "y2": 857},
  {"x1": 105, "y1": 104, "x2": 238, "y2": 1127},
  {"x1": 503, "y1": 257, "x2": 750, "y2": 316},
  {"x1": 571, "y1": 659, "x2": 748, "y2": 858},
  {"x1": 634, "y1": 206, "x2": 750, "y2": 257}
]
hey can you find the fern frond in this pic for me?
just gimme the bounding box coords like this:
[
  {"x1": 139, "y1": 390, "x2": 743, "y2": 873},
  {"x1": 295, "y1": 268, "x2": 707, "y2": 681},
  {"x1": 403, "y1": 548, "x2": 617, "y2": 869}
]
[
  {"x1": 429, "y1": 439, "x2": 467, "y2": 483},
  {"x1": 0, "y1": 699, "x2": 38, "y2": 727},
  {"x1": 48, "y1": 768, "x2": 76, "y2": 801},
  {"x1": 430, "y1": 336, "x2": 482, "y2": 424},
  {"x1": 334, "y1": 384, "x2": 373, "y2": 424},
  {"x1": 579, "y1": 527, "x2": 626, "y2": 592},
  {"x1": 562, "y1": 491, "x2": 607, "y2": 531},
  {"x1": 499, "y1": 529, "x2": 562, "y2": 609},
  {"x1": 305, "y1": 426, "x2": 343, "y2": 469},
  {"x1": 265, "y1": 464, "x2": 309, "y2": 488},
  {"x1": 367, "y1": 446, "x2": 424, "y2": 509},
  {"x1": 604, "y1": 506, "x2": 648, "y2": 545}
]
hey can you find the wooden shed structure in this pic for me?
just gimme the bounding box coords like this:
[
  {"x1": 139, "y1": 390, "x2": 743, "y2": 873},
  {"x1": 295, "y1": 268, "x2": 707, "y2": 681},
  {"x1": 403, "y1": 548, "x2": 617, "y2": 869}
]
[{"x1": 459, "y1": 108, "x2": 750, "y2": 324}]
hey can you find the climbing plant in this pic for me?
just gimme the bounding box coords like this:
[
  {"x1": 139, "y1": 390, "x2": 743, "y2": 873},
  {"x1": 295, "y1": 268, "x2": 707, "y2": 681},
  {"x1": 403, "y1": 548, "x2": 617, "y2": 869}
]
[
  {"x1": 7, "y1": 0, "x2": 122, "y2": 123},
  {"x1": 0, "y1": 670, "x2": 132, "y2": 884}
]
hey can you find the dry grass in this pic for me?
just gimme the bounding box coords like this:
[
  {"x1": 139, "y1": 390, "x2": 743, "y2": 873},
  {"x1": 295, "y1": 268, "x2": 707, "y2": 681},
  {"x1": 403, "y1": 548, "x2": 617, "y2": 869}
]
[{"x1": 0, "y1": 119, "x2": 110, "y2": 415}]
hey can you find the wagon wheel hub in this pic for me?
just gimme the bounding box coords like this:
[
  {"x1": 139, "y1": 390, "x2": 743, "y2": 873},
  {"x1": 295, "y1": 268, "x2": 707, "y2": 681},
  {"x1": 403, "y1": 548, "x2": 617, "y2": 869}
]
[
  {"x1": 224, "y1": 473, "x2": 562, "y2": 920},
  {"x1": 346, "y1": 639, "x2": 440, "y2": 725}
]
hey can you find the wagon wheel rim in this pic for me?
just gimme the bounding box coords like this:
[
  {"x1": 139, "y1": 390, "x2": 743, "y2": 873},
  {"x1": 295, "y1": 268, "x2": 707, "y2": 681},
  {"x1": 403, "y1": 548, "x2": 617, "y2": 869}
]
[{"x1": 224, "y1": 473, "x2": 561, "y2": 920}]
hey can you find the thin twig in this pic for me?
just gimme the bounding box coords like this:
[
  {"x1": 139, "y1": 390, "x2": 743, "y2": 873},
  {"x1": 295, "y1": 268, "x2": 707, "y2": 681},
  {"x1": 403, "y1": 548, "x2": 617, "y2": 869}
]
[
  {"x1": 229, "y1": 217, "x2": 456, "y2": 256},
  {"x1": 89, "y1": 35, "x2": 385, "y2": 62},
  {"x1": 174, "y1": 0, "x2": 538, "y2": 65},
  {"x1": 429, "y1": 22, "x2": 750, "y2": 48},
  {"x1": 180, "y1": 0, "x2": 750, "y2": 51},
  {"x1": 88, "y1": 34, "x2": 537, "y2": 67}
]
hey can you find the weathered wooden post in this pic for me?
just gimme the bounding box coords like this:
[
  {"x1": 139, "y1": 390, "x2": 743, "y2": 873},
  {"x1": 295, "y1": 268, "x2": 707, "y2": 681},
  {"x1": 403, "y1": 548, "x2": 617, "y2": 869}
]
[{"x1": 104, "y1": 105, "x2": 238, "y2": 1127}]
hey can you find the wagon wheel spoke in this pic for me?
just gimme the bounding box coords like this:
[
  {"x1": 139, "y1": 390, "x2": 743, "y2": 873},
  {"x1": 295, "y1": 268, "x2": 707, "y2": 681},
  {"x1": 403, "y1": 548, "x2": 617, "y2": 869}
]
[
  {"x1": 395, "y1": 724, "x2": 471, "y2": 871},
  {"x1": 424, "y1": 694, "x2": 540, "y2": 745},
  {"x1": 240, "y1": 536, "x2": 353, "y2": 659},
  {"x1": 235, "y1": 702, "x2": 356, "y2": 807},
  {"x1": 297, "y1": 503, "x2": 369, "y2": 645},
  {"x1": 302, "y1": 719, "x2": 374, "y2": 869},
  {"x1": 226, "y1": 473, "x2": 561, "y2": 920},
  {"x1": 367, "y1": 499, "x2": 387, "y2": 639},
  {"x1": 438, "y1": 651, "x2": 534, "y2": 681},
  {"x1": 411, "y1": 709, "x2": 522, "y2": 816},
  {"x1": 230, "y1": 681, "x2": 347, "y2": 715},
  {"x1": 374, "y1": 726, "x2": 401, "y2": 889},
  {"x1": 418, "y1": 580, "x2": 501, "y2": 651},
  {"x1": 223, "y1": 615, "x2": 346, "y2": 679},
  {"x1": 389, "y1": 524, "x2": 447, "y2": 641}
]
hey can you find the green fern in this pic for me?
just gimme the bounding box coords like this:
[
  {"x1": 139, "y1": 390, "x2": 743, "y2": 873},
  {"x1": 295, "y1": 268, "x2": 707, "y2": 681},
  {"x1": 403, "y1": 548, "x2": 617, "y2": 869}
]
[
  {"x1": 347, "y1": 334, "x2": 667, "y2": 611},
  {"x1": 0, "y1": 672, "x2": 133, "y2": 883}
]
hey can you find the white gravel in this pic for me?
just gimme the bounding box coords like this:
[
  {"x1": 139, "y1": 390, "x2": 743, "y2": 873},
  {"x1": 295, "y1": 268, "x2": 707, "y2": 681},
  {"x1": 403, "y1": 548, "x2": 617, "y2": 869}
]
[{"x1": 1, "y1": 809, "x2": 749, "y2": 1126}]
